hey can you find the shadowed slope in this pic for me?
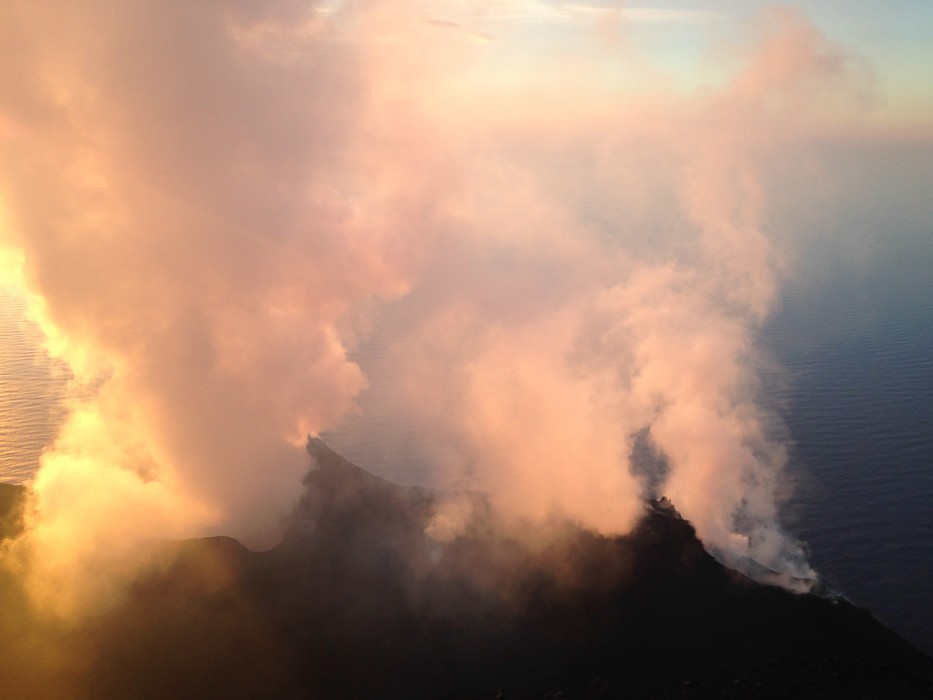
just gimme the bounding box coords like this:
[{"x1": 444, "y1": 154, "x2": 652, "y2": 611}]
[{"x1": 0, "y1": 444, "x2": 930, "y2": 699}]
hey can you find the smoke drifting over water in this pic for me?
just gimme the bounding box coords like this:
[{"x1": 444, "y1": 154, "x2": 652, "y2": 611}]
[{"x1": 0, "y1": 1, "x2": 868, "y2": 612}]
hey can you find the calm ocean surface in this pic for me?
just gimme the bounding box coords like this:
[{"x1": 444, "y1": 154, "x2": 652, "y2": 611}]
[
  {"x1": 0, "y1": 288, "x2": 67, "y2": 485},
  {"x1": 762, "y1": 242, "x2": 933, "y2": 657}
]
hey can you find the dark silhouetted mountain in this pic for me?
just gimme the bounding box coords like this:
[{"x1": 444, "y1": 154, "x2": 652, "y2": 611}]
[{"x1": 0, "y1": 444, "x2": 930, "y2": 699}]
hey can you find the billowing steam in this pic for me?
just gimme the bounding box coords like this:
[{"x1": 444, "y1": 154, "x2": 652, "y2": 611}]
[{"x1": 0, "y1": 1, "x2": 865, "y2": 613}]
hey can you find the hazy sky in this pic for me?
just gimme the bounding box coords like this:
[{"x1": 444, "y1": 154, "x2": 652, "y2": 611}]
[{"x1": 412, "y1": 0, "x2": 933, "y2": 130}]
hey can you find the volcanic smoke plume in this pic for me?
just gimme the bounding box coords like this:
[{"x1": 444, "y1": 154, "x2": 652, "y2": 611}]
[{"x1": 0, "y1": 1, "x2": 866, "y2": 612}]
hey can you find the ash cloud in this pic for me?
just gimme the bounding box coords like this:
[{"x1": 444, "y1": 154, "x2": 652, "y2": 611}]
[{"x1": 0, "y1": 1, "x2": 869, "y2": 612}]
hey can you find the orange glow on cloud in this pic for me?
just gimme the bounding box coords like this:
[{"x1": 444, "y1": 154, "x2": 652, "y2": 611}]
[{"x1": 0, "y1": 0, "x2": 894, "y2": 613}]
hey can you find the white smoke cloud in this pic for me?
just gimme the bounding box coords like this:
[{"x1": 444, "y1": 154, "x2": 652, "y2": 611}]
[{"x1": 0, "y1": 1, "x2": 868, "y2": 612}]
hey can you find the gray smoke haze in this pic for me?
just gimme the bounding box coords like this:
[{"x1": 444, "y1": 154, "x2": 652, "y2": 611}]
[{"x1": 0, "y1": 1, "x2": 869, "y2": 613}]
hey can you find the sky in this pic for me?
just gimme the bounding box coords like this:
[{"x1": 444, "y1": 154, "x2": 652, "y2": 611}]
[
  {"x1": 0, "y1": 0, "x2": 931, "y2": 617},
  {"x1": 406, "y1": 0, "x2": 933, "y2": 130}
]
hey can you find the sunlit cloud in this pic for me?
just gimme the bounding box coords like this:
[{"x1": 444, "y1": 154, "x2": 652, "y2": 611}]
[{"x1": 0, "y1": 0, "x2": 887, "y2": 617}]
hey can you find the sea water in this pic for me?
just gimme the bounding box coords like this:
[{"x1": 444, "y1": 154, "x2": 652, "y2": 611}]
[
  {"x1": 763, "y1": 234, "x2": 933, "y2": 657},
  {"x1": 0, "y1": 287, "x2": 67, "y2": 485}
]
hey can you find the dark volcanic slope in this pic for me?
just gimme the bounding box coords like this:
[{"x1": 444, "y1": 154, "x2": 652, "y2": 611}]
[{"x1": 0, "y1": 445, "x2": 931, "y2": 699}]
